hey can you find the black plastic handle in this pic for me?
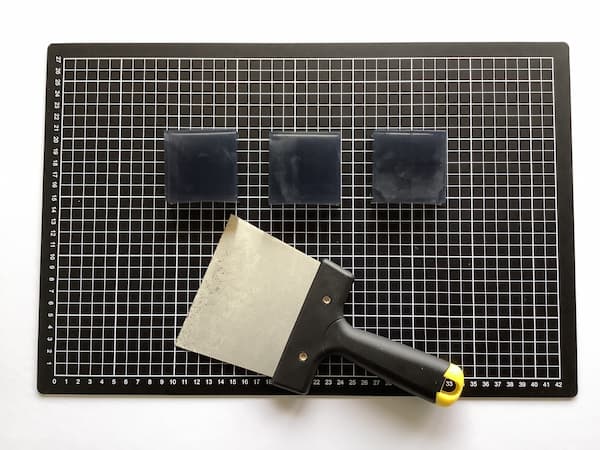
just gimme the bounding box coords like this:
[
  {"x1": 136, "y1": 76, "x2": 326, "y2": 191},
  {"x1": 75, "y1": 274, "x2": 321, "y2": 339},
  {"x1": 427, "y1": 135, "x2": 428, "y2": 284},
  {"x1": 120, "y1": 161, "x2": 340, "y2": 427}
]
[
  {"x1": 325, "y1": 318, "x2": 451, "y2": 402},
  {"x1": 272, "y1": 260, "x2": 464, "y2": 405}
]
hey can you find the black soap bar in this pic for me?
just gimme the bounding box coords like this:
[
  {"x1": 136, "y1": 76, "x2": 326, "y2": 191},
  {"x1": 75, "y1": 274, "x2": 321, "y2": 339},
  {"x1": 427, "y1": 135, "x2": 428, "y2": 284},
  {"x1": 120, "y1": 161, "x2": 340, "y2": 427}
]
[
  {"x1": 164, "y1": 129, "x2": 237, "y2": 203},
  {"x1": 372, "y1": 130, "x2": 447, "y2": 204},
  {"x1": 269, "y1": 132, "x2": 341, "y2": 205}
]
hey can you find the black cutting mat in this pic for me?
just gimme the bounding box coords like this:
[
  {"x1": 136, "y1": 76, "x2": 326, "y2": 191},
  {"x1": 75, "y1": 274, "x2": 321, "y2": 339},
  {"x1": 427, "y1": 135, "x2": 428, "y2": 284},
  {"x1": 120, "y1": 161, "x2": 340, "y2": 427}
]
[{"x1": 38, "y1": 43, "x2": 576, "y2": 396}]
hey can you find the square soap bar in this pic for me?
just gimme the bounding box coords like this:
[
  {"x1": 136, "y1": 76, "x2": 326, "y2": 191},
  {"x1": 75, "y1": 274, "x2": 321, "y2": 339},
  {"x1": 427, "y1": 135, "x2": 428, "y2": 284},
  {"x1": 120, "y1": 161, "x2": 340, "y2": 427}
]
[
  {"x1": 372, "y1": 130, "x2": 447, "y2": 204},
  {"x1": 164, "y1": 129, "x2": 237, "y2": 203},
  {"x1": 269, "y1": 132, "x2": 341, "y2": 205}
]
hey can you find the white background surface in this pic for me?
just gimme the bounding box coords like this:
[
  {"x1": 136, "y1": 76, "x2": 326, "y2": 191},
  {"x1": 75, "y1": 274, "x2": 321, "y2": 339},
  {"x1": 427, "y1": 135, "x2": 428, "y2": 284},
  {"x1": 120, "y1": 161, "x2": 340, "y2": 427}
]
[{"x1": 0, "y1": 1, "x2": 598, "y2": 448}]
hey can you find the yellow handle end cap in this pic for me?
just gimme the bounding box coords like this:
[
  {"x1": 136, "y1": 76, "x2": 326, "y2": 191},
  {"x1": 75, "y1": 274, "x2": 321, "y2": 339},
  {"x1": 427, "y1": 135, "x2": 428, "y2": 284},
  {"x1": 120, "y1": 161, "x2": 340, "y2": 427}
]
[{"x1": 436, "y1": 363, "x2": 464, "y2": 407}]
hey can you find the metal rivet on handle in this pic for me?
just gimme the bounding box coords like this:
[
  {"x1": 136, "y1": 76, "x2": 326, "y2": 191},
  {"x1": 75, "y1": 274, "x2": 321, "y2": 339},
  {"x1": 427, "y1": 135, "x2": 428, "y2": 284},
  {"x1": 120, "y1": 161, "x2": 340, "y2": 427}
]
[
  {"x1": 322, "y1": 295, "x2": 332, "y2": 304},
  {"x1": 298, "y1": 351, "x2": 308, "y2": 362}
]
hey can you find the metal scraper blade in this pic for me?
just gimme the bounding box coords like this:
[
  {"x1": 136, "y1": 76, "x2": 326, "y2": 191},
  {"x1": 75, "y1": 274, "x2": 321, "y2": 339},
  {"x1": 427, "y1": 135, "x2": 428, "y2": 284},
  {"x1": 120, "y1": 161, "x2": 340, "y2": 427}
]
[{"x1": 176, "y1": 215, "x2": 320, "y2": 377}]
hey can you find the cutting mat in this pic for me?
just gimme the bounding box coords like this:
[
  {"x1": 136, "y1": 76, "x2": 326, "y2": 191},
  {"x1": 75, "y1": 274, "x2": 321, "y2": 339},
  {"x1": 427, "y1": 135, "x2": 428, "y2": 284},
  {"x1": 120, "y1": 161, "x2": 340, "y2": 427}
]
[{"x1": 38, "y1": 43, "x2": 576, "y2": 396}]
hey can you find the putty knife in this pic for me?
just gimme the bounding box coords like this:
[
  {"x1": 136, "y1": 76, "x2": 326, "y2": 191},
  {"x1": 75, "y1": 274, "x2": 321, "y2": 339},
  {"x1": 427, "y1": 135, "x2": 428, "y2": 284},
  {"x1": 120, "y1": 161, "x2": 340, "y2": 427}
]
[{"x1": 176, "y1": 215, "x2": 464, "y2": 405}]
